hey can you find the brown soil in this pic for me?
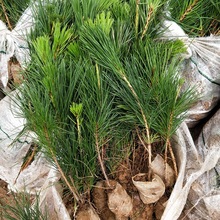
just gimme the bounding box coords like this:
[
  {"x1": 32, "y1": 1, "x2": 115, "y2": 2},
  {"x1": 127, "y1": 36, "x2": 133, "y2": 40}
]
[{"x1": 0, "y1": 179, "x2": 16, "y2": 219}]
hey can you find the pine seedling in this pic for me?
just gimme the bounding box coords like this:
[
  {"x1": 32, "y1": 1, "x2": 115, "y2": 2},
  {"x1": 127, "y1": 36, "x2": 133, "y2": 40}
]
[
  {"x1": 0, "y1": 192, "x2": 47, "y2": 220},
  {"x1": 80, "y1": 15, "x2": 155, "y2": 177},
  {"x1": 78, "y1": 63, "x2": 117, "y2": 186},
  {"x1": 144, "y1": 40, "x2": 196, "y2": 177},
  {"x1": 18, "y1": 0, "x2": 198, "y2": 212},
  {"x1": 19, "y1": 23, "x2": 85, "y2": 202}
]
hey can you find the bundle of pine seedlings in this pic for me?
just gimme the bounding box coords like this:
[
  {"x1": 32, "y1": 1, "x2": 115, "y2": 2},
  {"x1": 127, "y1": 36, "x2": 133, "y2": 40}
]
[{"x1": 10, "y1": 0, "x2": 207, "y2": 219}]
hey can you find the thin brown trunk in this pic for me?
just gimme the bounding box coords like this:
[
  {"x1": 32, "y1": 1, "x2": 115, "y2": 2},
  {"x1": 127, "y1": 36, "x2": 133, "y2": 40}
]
[
  {"x1": 0, "y1": 0, "x2": 12, "y2": 30},
  {"x1": 95, "y1": 125, "x2": 110, "y2": 187},
  {"x1": 121, "y1": 74, "x2": 152, "y2": 179},
  {"x1": 44, "y1": 127, "x2": 81, "y2": 202},
  {"x1": 141, "y1": 7, "x2": 153, "y2": 40},
  {"x1": 180, "y1": 0, "x2": 199, "y2": 22},
  {"x1": 167, "y1": 140, "x2": 178, "y2": 178}
]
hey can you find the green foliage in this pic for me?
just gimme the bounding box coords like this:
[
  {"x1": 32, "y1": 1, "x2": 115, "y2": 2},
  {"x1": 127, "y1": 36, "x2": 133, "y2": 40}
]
[
  {"x1": 87, "y1": 11, "x2": 114, "y2": 35},
  {"x1": 0, "y1": 192, "x2": 47, "y2": 220},
  {"x1": 0, "y1": 0, "x2": 30, "y2": 28},
  {"x1": 18, "y1": 0, "x2": 198, "y2": 203},
  {"x1": 169, "y1": 0, "x2": 220, "y2": 36},
  {"x1": 70, "y1": 102, "x2": 83, "y2": 118}
]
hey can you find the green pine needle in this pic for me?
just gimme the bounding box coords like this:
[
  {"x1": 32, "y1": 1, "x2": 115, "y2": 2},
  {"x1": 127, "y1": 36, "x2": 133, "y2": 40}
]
[{"x1": 17, "y1": 0, "x2": 198, "y2": 203}]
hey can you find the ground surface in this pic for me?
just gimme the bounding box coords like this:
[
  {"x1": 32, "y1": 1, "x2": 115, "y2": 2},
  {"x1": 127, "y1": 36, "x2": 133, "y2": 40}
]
[{"x1": 0, "y1": 179, "x2": 15, "y2": 219}]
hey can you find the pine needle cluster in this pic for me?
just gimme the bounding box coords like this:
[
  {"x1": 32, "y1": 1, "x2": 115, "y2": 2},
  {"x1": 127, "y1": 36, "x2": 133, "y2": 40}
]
[
  {"x1": 169, "y1": 0, "x2": 220, "y2": 36},
  {"x1": 0, "y1": 0, "x2": 30, "y2": 29},
  {"x1": 0, "y1": 192, "x2": 47, "y2": 220},
  {"x1": 17, "y1": 0, "x2": 197, "y2": 204}
]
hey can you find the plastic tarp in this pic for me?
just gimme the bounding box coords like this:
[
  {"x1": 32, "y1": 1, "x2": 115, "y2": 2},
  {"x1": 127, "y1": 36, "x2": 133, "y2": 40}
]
[
  {"x1": 0, "y1": 3, "x2": 34, "y2": 88},
  {"x1": 160, "y1": 20, "x2": 220, "y2": 127}
]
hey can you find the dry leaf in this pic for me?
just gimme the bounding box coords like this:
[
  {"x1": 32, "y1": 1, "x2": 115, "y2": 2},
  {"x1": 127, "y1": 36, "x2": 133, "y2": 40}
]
[
  {"x1": 8, "y1": 60, "x2": 23, "y2": 85},
  {"x1": 132, "y1": 173, "x2": 165, "y2": 204}
]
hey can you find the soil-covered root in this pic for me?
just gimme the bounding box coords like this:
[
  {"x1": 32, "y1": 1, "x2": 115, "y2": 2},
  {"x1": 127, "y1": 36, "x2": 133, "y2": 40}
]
[
  {"x1": 113, "y1": 160, "x2": 132, "y2": 190},
  {"x1": 92, "y1": 181, "x2": 115, "y2": 220},
  {"x1": 105, "y1": 180, "x2": 133, "y2": 220},
  {"x1": 154, "y1": 195, "x2": 168, "y2": 220},
  {"x1": 131, "y1": 192, "x2": 154, "y2": 220},
  {"x1": 76, "y1": 203, "x2": 100, "y2": 220}
]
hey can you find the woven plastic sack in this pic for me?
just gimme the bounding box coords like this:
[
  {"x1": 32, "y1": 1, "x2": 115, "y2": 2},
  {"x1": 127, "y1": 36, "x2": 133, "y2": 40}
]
[
  {"x1": 0, "y1": 4, "x2": 34, "y2": 88},
  {"x1": 160, "y1": 20, "x2": 220, "y2": 127},
  {"x1": 38, "y1": 169, "x2": 71, "y2": 220}
]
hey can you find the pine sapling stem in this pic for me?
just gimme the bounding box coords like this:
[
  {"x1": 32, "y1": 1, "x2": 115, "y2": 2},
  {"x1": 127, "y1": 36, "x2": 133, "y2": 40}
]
[
  {"x1": 0, "y1": 0, "x2": 12, "y2": 30},
  {"x1": 164, "y1": 138, "x2": 168, "y2": 185},
  {"x1": 141, "y1": 6, "x2": 153, "y2": 40},
  {"x1": 44, "y1": 127, "x2": 81, "y2": 203},
  {"x1": 180, "y1": 0, "x2": 199, "y2": 22},
  {"x1": 95, "y1": 64, "x2": 110, "y2": 186},
  {"x1": 165, "y1": 134, "x2": 178, "y2": 184},
  {"x1": 95, "y1": 125, "x2": 110, "y2": 187},
  {"x1": 136, "y1": 127, "x2": 149, "y2": 154},
  {"x1": 51, "y1": 151, "x2": 81, "y2": 202},
  {"x1": 69, "y1": 176, "x2": 81, "y2": 201},
  {"x1": 120, "y1": 72, "x2": 152, "y2": 179},
  {"x1": 76, "y1": 117, "x2": 82, "y2": 146},
  {"x1": 164, "y1": 86, "x2": 181, "y2": 181},
  {"x1": 167, "y1": 139, "x2": 178, "y2": 178}
]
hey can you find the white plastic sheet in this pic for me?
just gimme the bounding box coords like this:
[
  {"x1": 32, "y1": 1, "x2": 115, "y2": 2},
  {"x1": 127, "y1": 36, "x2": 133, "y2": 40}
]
[
  {"x1": 182, "y1": 108, "x2": 220, "y2": 220},
  {"x1": 0, "y1": 90, "x2": 48, "y2": 192},
  {"x1": 160, "y1": 20, "x2": 220, "y2": 127},
  {"x1": 0, "y1": 91, "x2": 70, "y2": 219},
  {"x1": 0, "y1": 4, "x2": 34, "y2": 88},
  {"x1": 162, "y1": 122, "x2": 220, "y2": 220},
  {"x1": 159, "y1": 23, "x2": 220, "y2": 219}
]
